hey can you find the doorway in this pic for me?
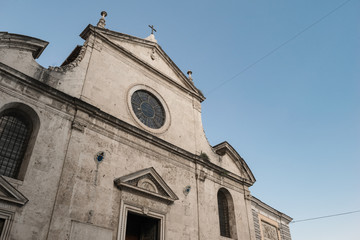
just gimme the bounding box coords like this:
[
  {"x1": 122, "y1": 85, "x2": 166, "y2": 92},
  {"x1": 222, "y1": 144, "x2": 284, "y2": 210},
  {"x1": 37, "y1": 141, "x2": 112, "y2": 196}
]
[{"x1": 125, "y1": 212, "x2": 160, "y2": 240}]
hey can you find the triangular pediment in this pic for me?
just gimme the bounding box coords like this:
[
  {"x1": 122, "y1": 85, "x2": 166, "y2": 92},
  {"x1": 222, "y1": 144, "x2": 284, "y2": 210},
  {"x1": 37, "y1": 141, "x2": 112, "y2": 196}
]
[
  {"x1": 114, "y1": 168, "x2": 178, "y2": 203},
  {"x1": 213, "y1": 141, "x2": 256, "y2": 185},
  {"x1": 106, "y1": 35, "x2": 190, "y2": 88},
  {"x1": 0, "y1": 176, "x2": 28, "y2": 206},
  {"x1": 80, "y1": 25, "x2": 205, "y2": 102}
]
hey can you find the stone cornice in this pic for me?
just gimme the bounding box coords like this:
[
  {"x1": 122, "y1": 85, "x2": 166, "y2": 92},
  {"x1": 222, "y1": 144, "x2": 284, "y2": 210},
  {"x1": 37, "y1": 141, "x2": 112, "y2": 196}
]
[
  {"x1": 0, "y1": 32, "x2": 48, "y2": 59},
  {"x1": 0, "y1": 62, "x2": 253, "y2": 187},
  {"x1": 114, "y1": 167, "x2": 179, "y2": 204},
  {"x1": 79, "y1": 25, "x2": 205, "y2": 102},
  {"x1": 0, "y1": 176, "x2": 28, "y2": 206},
  {"x1": 213, "y1": 141, "x2": 256, "y2": 184}
]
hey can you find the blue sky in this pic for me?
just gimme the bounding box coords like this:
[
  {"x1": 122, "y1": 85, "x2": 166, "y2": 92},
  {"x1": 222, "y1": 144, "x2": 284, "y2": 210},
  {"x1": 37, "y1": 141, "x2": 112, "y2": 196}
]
[{"x1": 2, "y1": 1, "x2": 359, "y2": 239}]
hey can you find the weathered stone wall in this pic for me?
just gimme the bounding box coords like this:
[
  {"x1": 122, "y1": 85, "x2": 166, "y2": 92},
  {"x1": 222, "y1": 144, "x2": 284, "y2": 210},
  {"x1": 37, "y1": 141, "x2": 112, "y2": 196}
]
[
  {"x1": 45, "y1": 107, "x2": 255, "y2": 240},
  {"x1": 0, "y1": 71, "x2": 73, "y2": 239},
  {"x1": 77, "y1": 40, "x2": 201, "y2": 155}
]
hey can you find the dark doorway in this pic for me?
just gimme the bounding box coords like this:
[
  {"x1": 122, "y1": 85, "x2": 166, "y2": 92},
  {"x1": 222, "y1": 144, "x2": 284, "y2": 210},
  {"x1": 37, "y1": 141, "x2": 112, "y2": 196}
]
[{"x1": 125, "y1": 212, "x2": 160, "y2": 240}]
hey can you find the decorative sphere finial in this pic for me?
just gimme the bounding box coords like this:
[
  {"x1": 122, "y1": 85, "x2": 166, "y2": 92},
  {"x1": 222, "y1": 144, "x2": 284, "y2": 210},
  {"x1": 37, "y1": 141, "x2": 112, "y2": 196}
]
[
  {"x1": 187, "y1": 70, "x2": 193, "y2": 81},
  {"x1": 97, "y1": 11, "x2": 107, "y2": 28},
  {"x1": 101, "y1": 11, "x2": 107, "y2": 18}
]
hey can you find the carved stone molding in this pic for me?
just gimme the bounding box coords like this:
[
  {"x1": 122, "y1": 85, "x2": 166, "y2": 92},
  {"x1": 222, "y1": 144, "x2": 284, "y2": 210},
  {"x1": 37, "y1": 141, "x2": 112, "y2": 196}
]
[
  {"x1": 71, "y1": 120, "x2": 86, "y2": 132},
  {"x1": 196, "y1": 170, "x2": 207, "y2": 182},
  {"x1": 114, "y1": 167, "x2": 178, "y2": 204},
  {"x1": 0, "y1": 32, "x2": 49, "y2": 59},
  {"x1": 0, "y1": 176, "x2": 28, "y2": 206},
  {"x1": 48, "y1": 43, "x2": 87, "y2": 72}
]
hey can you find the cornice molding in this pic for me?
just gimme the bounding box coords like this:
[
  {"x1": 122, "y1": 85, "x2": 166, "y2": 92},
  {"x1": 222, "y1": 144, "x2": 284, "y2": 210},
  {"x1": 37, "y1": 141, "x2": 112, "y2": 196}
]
[
  {"x1": 213, "y1": 141, "x2": 256, "y2": 184},
  {"x1": 114, "y1": 167, "x2": 179, "y2": 204},
  {"x1": 0, "y1": 176, "x2": 28, "y2": 206},
  {"x1": 251, "y1": 196, "x2": 293, "y2": 223},
  {"x1": 0, "y1": 32, "x2": 48, "y2": 59}
]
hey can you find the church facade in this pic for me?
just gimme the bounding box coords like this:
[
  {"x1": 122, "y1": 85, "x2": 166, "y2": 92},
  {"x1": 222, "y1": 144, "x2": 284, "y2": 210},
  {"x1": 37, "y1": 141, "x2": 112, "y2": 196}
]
[{"x1": 0, "y1": 12, "x2": 292, "y2": 240}]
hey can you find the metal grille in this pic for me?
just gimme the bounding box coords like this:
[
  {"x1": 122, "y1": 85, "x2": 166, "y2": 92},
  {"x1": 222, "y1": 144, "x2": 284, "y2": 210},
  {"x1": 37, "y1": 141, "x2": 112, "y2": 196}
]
[
  {"x1": 218, "y1": 190, "x2": 231, "y2": 237},
  {"x1": 0, "y1": 113, "x2": 30, "y2": 178},
  {"x1": 131, "y1": 90, "x2": 165, "y2": 129}
]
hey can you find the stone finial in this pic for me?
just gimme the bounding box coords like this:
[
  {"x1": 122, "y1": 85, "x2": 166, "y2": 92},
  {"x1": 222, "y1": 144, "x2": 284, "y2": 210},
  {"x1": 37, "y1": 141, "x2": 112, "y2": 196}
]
[
  {"x1": 187, "y1": 70, "x2": 193, "y2": 81},
  {"x1": 97, "y1": 11, "x2": 107, "y2": 28},
  {"x1": 145, "y1": 34, "x2": 157, "y2": 43}
]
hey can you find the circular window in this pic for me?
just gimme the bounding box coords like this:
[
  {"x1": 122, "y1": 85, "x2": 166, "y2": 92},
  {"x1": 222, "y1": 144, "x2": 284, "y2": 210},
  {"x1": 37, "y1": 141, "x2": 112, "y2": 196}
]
[{"x1": 131, "y1": 90, "x2": 166, "y2": 129}]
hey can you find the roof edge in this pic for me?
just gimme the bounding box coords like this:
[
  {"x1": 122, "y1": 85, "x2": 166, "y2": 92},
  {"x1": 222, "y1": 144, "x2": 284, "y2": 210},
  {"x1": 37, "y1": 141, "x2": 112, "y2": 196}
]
[
  {"x1": 251, "y1": 195, "x2": 293, "y2": 223},
  {"x1": 79, "y1": 25, "x2": 205, "y2": 102},
  {"x1": 0, "y1": 32, "x2": 49, "y2": 59},
  {"x1": 213, "y1": 141, "x2": 256, "y2": 184}
]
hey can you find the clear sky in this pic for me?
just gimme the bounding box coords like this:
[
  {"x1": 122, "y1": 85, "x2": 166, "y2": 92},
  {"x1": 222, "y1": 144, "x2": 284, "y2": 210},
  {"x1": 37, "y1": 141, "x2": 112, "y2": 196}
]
[{"x1": 2, "y1": 1, "x2": 359, "y2": 239}]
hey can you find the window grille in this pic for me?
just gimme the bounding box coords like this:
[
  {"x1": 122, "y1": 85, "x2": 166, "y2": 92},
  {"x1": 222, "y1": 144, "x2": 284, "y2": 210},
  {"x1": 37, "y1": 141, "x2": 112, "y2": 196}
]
[
  {"x1": 218, "y1": 190, "x2": 231, "y2": 237},
  {"x1": 0, "y1": 112, "x2": 30, "y2": 178}
]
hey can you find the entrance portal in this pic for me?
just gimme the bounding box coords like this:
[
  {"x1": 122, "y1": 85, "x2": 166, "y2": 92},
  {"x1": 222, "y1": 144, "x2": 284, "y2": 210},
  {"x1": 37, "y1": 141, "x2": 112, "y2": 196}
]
[{"x1": 125, "y1": 212, "x2": 160, "y2": 240}]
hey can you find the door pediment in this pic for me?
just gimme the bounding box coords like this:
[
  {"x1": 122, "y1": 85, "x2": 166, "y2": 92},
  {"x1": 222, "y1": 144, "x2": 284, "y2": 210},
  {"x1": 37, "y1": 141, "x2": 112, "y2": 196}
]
[{"x1": 114, "y1": 168, "x2": 178, "y2": 204}]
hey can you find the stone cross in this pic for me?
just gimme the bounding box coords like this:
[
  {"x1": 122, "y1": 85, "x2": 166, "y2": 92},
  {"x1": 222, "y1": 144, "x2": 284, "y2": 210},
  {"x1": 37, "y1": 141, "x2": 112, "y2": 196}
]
[{"x1": 148, "y1": 25, "x2": 157, "y2": 34}]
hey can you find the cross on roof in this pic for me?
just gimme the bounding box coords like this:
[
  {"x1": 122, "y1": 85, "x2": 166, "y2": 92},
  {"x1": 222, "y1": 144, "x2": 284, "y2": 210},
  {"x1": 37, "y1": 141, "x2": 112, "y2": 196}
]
[{"x1": 148, "y1": 25, "x2": 157, "y2": 34}]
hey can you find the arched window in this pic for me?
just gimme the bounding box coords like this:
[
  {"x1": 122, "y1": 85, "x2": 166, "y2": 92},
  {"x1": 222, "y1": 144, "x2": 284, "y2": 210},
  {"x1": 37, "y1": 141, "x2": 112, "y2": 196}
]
[
  {"x1": 0, "y1": 109, "x2": 33, "y2": 178},
  {"x1": 218, "y1": 190, "x2": 231, "y2": 237},
  {"x1": 217, "y1": 188, "x2": 237, "y2": 239}
]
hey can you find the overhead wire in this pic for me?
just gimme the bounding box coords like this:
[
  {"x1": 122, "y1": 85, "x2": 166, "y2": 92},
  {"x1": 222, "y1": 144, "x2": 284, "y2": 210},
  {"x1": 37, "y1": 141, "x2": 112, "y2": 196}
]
[
  {"x1": 291, "y1": 210, "x2": 360, "y2": 224},
  {"x1": 206, "y1": 0, "x2": 352, "y2": 95}
]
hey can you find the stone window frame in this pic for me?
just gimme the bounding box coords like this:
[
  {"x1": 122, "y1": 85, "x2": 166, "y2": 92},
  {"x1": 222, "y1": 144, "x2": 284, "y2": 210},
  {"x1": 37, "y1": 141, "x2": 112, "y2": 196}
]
[
  {"x1": 0, "y1": 209, "x2": 15, "y2": 240},
  {"x1": 258, "y1": 214, "x2": 282, "y2": 240},
  {"x1": 117, "y1": 200, "x2": 166, "y2": 240},
  {"x1": 0, "y1": 102, "x2": 40, "y2": 181}
]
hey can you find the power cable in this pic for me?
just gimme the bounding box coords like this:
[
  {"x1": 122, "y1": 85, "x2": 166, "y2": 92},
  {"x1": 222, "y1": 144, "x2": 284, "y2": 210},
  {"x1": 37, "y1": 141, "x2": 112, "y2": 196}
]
[
  {"x1": 206, "y1": 0, "x2": 352, "y2": 95},
  {"x1": 291, "y1": 209, "x2": 360, "y2": 224}
]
